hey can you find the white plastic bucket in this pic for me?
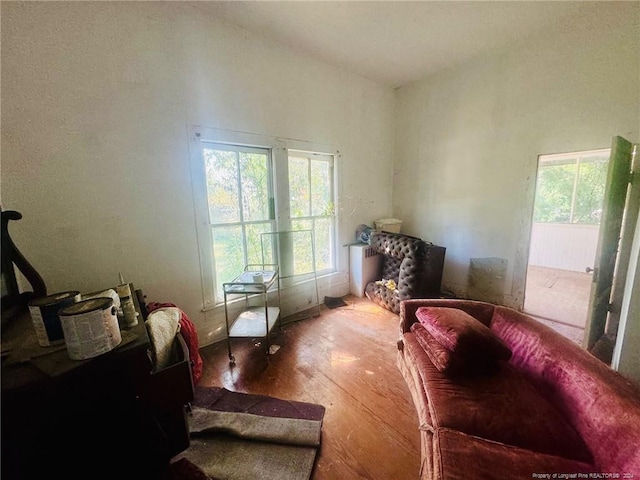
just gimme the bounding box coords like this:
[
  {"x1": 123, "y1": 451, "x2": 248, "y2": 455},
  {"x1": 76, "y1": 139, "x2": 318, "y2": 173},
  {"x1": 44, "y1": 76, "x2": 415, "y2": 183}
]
[{"x1": 374, "y1": 218, "x2": 402, "y2": 233}]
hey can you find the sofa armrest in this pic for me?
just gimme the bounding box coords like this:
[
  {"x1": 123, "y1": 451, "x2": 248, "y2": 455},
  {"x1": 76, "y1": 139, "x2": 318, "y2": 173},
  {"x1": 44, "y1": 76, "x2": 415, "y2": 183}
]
[
  {"x1": 490, "y1": 306, "x2": 640, "y2": 473},
  {"x1": 399, "y1": 299, "x2": 424, "y2": 333}
]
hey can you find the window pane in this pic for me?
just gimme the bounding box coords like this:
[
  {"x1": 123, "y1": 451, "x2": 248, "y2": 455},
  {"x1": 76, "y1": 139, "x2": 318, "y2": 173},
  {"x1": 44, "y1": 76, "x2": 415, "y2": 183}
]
[
  {"x1": 533, "y1": 162, "x2": 576, "y2": 223},
  {"x1": 246, "y1": 222, "x2": 274, "y2": 265},
  {"x1": 212, "y1": 225, "x2": 244, "y2": 299},
  {"x1": 289, "y1": 156, "x2": 310, "y2": 218},
  {"x1": 289, "y1": 152, "x2": 335, "y2": 277},
  {"x1": 574, "y1": 158, "x2": 608, "y2": 224},
  {"x1": 204, "y1": 149, "x2": 239, "y2": 224},
  {"x1": 311, "y1": 160, "x2": 332, "y2": 216},
  {"x1": 291, "y1": 220, "x2": 314, "y2": 275},
  {"x1": 314, "y1": 217, "x2": 333, "y2": 271},
  {"x1": 240, "y1": 152, "x2": 270, "y2": 222},
  {"x1": 258, "y1": 231, "x2": 278, "y2": 266}
]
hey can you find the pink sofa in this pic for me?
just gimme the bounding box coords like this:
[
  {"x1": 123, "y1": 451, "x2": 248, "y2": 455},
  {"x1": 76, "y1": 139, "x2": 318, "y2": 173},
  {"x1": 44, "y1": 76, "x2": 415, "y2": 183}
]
[{"x1": 397, "y1": 299, "x2": 640, "y2": 480}]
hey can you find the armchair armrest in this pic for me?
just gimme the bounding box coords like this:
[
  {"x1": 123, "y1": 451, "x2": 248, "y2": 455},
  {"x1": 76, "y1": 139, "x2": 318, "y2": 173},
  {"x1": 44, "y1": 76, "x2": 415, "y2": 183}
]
[{"x1": 397, "y1": 254, "x2": 428, "y2": 300}]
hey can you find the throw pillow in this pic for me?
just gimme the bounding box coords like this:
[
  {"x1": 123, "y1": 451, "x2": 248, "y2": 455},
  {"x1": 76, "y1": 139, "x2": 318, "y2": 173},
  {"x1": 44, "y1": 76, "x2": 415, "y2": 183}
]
[
  {"x1": 410, "y1": 322, "x2": 464, "y2": 373},
  {"x1": 415, "y1": 306, "x2": 512, "y2": 362}
]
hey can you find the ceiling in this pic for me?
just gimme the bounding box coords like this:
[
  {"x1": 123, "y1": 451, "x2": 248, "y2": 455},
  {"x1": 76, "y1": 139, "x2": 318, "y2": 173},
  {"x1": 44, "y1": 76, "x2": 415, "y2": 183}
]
[{"x1": 192, "y1": 1, "x2": 619, "y2": 89}]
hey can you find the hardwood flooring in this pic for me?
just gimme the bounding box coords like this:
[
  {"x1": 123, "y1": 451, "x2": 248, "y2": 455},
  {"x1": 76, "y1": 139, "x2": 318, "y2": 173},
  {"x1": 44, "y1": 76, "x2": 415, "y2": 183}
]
[
  {"x1": 197, "y1": 295, "x2": 422, "y2": 480},
  {"x1": 524, "y1": 265, "x2": 591, "y2": 328},
  {"x1": 523, "y1": 265, "x2": 591, "y2": 346}
]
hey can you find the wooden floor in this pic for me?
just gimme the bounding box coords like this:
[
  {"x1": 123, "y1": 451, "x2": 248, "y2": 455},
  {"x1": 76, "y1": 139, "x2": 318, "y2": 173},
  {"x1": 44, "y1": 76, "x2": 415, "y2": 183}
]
[
  {"x1": 523, "y1": 265, "x2": 592, "y2": 346},
  {"x1": 197, "y1": 295, "x2": 422, "y2": 480},
  {"x1": 524, "y1": 265, "x2": 591, "y2": 328}
]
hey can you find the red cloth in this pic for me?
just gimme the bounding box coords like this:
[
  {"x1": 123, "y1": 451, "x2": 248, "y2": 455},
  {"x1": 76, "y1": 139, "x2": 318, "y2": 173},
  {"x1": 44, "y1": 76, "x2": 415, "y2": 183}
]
[{"x1": 146, "y1": 302, "x2": 203, "y2": 386}]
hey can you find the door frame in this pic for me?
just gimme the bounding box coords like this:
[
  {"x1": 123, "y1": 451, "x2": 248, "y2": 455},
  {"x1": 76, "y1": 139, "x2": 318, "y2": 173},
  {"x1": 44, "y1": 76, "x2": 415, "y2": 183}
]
[
  {"x1": 518, "y1": 136, "x2": 638, "y2": 366},
  {"x1": 584, "y1": 136, "x2": 636, "y2": 350},
  {"x1": 523, "y1": 148, "x2": 610, "y2": 326}
]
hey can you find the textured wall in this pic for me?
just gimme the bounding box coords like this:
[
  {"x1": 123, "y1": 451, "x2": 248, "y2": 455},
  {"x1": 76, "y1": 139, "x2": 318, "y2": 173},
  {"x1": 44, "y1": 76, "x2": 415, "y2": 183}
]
[
  {"x1": 1, "y1": 2, "x2": 395, "y2": 345},
  {"x1": 393, "y1": 4, "x2": 639, "y2": 307}
]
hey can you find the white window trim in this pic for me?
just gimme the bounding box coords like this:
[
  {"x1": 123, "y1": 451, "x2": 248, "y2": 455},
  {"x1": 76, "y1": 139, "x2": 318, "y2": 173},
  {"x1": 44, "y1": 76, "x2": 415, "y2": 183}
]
[{"x1": 188, "y1": 125, "x2": 342, "y2": 312}]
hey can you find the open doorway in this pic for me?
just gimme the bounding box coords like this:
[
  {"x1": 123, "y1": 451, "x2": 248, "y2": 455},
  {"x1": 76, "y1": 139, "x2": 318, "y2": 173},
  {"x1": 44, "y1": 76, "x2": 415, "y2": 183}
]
[{"x1": 524, "y1": 148, "x2": 610, "y2": 344}]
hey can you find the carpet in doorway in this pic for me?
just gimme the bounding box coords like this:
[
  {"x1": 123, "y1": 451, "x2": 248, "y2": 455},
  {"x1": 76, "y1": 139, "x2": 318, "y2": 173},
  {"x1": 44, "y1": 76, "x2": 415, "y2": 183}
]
[{"x1": 168, "y1": 387, "x2": 325, "y2": 480}]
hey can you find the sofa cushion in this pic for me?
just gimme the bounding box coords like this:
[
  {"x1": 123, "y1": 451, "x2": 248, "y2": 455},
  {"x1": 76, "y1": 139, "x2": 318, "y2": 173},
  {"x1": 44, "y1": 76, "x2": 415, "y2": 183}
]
[
  {"x1": 410, "y1": 322, "x2": 501, "y2": 376},
  {"x1": 432, "y1": 427, "x2": 594, "y2": 480},
  {"x1": 400, "y1": 299, "x2": 496, "y2": 334},
  {"x1": 365, "y1": 281, "x2": 401, "y2": 314},
  {"x1": 416, "y1": 307, "x2": 511, "y2": 361},
  {"x1": 408, "y1": 334, "x2": 592, "y2": 463},
  {"x1": 410, "y1": 323, "x2": 464, "y2": 374}
]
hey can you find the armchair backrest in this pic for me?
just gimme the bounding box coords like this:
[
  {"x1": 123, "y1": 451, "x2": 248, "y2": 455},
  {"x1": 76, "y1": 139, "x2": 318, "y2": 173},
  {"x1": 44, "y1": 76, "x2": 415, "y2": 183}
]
[{"x1": 370, "y1": 232, "x2": 428, "y2": 300}]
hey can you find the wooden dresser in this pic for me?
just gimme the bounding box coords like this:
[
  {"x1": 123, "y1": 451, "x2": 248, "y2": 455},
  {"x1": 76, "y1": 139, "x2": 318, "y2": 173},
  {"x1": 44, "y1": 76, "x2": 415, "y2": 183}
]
[{"x1": 1, "y1": 290, "x2": 194, "y2": 479}]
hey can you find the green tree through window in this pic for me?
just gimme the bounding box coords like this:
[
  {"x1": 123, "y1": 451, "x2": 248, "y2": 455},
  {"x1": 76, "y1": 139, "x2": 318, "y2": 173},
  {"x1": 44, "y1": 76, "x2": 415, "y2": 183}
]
[
  {"x1": 533, "y1": 152, "x2": 608, "y2": 225},
  {"x1": 289, "y1": 153, "x2": 335, "y2": 274},
  {"x1": 204, "y1": 144, "x2": 274, "y2": 301},
  {"x1": 202, "y1": 143, "x2": 336, "y2": 303}
]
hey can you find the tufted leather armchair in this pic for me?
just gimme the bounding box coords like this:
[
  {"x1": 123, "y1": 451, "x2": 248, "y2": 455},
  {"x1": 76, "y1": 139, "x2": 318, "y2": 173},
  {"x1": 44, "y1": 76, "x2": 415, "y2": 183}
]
[{"x1": 364, "y1": 232, "x2": 446, "y2": 314}]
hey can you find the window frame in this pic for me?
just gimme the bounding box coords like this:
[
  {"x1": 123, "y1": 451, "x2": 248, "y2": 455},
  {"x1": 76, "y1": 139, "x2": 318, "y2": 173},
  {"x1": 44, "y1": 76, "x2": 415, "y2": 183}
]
[
  {"x1": 189, "y1": 126, "x2": 340, "y2": 310},
  {"x1": 287, "y1": 150, "x2": 336, "y2": 276},
  {"x1": 202, "y1": 142, "x2": 276, "y2": 301}
]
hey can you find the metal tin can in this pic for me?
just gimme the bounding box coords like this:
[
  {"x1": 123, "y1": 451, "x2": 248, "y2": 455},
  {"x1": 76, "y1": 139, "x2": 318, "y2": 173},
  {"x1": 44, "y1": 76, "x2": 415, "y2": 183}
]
[
  {"x1": 58, "y1": 297, "x2": 122, "y2": 360},
  {"x1": 28, "y1": 291, "x2": 80, "y2": 347}
]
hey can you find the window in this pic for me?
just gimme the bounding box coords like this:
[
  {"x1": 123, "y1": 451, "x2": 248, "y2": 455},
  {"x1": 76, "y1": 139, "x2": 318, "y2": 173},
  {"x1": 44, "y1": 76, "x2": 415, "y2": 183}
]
[
  {"x1": 192, "y1": 129, "x2": 337, "y2": 306},
  {"x1": 202, "y1": 143, "x2": 275, "y2": 300},
  {"x1": 288, "y1": 152, "x2": 335, "y2": 274},
  {"x1": 533, "y1": 150, "x2": 609, "y2": 225}
]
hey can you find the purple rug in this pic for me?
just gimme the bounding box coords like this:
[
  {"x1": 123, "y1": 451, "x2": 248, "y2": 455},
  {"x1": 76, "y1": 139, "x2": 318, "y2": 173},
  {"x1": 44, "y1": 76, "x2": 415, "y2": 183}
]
[
  {"x1": 192, "y1": 386, "x2": 326, "y2": 422},
  {"x1": 165, "y1": 387, "x2": 325, "y2": 480}
]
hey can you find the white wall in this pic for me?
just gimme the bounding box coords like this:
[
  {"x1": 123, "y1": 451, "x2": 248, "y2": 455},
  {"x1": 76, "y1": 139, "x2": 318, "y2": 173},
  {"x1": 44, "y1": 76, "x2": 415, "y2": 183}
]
[
  {"x1": 393, "y1": 4, "x2": 639, "y2": 308},
  {"x1": 529, "y1": 223, "x2": 599, "y2": 272},
  {"x1": 1, "y1": 2, "x2": 395, "y2": 345}
]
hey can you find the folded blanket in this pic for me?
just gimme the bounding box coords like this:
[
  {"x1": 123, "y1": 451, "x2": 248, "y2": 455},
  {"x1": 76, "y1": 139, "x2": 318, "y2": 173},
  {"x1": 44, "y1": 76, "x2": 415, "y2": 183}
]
[
  {"x1": 189, "y1": 407, "x2": 322, "y2": 447},
  {"x1": 145, "y1": 307, "x2": 181, "y2": 370},
  {"x1": 147, "y1": 301, "x2": 204, "y2": 385}
]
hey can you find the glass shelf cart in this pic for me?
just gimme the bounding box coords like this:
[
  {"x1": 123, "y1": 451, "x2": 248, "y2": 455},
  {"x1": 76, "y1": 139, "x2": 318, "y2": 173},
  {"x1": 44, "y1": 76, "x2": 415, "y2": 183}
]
[{"x1": 222, "y1": 264, "x2": 281, "y2": 365}]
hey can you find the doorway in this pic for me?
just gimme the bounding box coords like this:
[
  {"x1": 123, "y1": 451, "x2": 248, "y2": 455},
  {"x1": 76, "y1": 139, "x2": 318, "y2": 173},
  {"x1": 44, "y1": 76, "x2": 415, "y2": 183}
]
[{"x1": 524, "y1": 148, "x2": 610, "y2": 344}]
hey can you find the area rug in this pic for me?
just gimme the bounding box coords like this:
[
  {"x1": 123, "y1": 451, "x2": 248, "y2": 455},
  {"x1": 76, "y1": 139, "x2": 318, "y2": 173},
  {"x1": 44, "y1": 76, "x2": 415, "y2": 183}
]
[
  {"x1": 324, "y1": 296, "x2": 347, "y2": 309},
  {"x1": 168, "y1": 387, "x2": 325, "y2": 480}
]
